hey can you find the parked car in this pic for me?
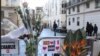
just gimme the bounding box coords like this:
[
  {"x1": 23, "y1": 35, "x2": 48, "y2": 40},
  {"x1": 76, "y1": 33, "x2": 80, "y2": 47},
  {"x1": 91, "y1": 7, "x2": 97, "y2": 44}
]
[{"x1": 56, "y1": 27, "x2": 67, "y2": 33}]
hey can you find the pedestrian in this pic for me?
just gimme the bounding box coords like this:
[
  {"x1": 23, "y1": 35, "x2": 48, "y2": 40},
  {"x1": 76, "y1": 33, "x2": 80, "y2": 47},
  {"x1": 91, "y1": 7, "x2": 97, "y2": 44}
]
[
  {"x1": 53, "y1": 21, "x2": 58, "y2": 36},
  {"x1": 90, "y1": 23, "x2": 93, "y2": 36},
  {"x1": 93, "y1": 24, "x2": 98, "y2": 36},
  {"x1": 86, "y1": 22, "x2": 89, "y2": 36},
  {"x1": 87, "y1": 22, "x2": 91, "y2": 36}
]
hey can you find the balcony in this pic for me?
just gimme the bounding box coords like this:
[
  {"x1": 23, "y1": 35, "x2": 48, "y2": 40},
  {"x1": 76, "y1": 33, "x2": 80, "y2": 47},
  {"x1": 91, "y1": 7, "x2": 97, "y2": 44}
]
[{"x1": 67, "y1": 0, "x2": 92, "y2": 8}]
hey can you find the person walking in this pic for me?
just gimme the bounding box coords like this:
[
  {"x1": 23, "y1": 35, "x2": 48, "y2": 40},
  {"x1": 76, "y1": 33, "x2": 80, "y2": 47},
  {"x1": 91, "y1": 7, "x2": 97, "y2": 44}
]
[
  {"x1": 93, "y1": 24, "x2": 98, "y2": 37},
  {"x1": 53, "y1": 21, "x2": 58, "y2": 36},
  {"x1": 86, "y1": 22, "x2": 90, "y2": 36},
  {"x1": 88, "y1": 23, "x2": 91, "y2": 36},
  {"x1": 90, "y1": 23, "x2": 93, "y2": 36}
]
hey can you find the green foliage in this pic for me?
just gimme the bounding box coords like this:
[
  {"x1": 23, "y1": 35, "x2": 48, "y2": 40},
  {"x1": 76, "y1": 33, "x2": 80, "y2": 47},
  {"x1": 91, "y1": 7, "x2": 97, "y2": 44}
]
[
  {"x1": 16, "y1": 6, "x2": 39, "y2": 56},
  {"x1": 80, "y1": 28, "x2": 86, "y2": 39},
  {"x1": 35, "y1": 20, "x2": 40, "y2": 29},
  {"x1": 66, "y1": 47, "x2": 71, "y2": 56},
  {"x1": 64, "y1": 28, "x2": 86, "y2": 56},
  {"x1": 26, "y1": 42, "x2": 36, "y2": 56},
  {"x1": 64, "y1": 30, "x2": 73, "y2": 44},
  {"x1": 64, "y1": 30, "x2": 73, "y2": 56},
  {"x1": 25, "y1": 17, "x2": 41, "y2": 56},
  {"x1": 74, "y1": 29, "x2": 83, "y2": 41}
]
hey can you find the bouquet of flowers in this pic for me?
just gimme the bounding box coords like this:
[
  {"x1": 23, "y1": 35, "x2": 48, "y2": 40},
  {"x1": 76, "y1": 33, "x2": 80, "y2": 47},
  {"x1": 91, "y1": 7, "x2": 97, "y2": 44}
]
[{"x1": 63, "y1": 28, "x2": 87, "y2": 56}]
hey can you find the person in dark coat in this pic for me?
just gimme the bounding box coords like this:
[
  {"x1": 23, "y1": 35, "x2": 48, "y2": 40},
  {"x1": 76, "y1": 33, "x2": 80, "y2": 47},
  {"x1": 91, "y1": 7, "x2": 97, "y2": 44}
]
[
  {"x1": 53, "y1": 21, "x2": 57, "y2": 31},
  {"x1": 90, "y1": 23, "x2": 93, "y2": 36},
  {"x1": 86, "y1": 22, "x2": 90, "y2": 36},
  {"x1": 53, "y1": 21, "x2": 58, "y2": 36},
  {"x1": 93, "y1": 24, "x2": 98, "y2": 36}
]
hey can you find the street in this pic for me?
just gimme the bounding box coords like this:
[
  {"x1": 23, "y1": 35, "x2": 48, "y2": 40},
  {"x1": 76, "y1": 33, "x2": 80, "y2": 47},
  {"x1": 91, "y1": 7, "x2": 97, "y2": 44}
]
[
  {"x1": 1, "y1": 0, "x2": 100, "y2": 56},
  {"x1": 19, "y1": 28, "x2": 100, "y2": 56},
  {"x1": 93, "y1": 40, "x2": 100, "y2": 56},
  {"x1": 18, "y1": 28, "x2": 66, "y2": 56},
  {"x1": 1, "y1": 28, "x2": 100, "y2": 56},
  {"x1": 39, "y1": 28, "x2": 66, "y2": 38}
]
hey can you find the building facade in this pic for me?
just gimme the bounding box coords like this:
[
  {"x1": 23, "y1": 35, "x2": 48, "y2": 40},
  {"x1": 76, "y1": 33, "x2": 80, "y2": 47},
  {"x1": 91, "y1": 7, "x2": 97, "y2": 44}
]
[
  {"x1": 36, "y1": 7, "x2": 43, "y2": 20},
  {"x1": 1, "y1": 0, "x2": 23, "y2": 35},
  {"x1": 66, "y1": 0, "x2": 100, "y2": 33},
  {"x1": 44, "y1": 0, "x2": 67, "y2": 29},
  {"x1": 1, "y1": 0, "x2": 21, "y2": 56},
  {"x1": 35, "y1": 7, "x2": 44, "y2": 26}
]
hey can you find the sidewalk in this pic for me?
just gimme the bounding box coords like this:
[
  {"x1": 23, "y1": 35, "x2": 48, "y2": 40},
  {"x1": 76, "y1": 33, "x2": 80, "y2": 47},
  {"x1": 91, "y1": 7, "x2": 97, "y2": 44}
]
[
  {"x1": 93, "y1": 40, "x2": 100, "y2": 56},
  {"x1": 39, "y1": 28, "x2": 67, "y2": 38}
]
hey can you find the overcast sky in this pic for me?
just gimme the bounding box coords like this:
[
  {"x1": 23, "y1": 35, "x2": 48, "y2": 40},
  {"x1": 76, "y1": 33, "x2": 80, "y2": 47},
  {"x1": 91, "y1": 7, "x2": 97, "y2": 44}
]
[
  {"x1": 21, "y1": 0, "x2": 49, "y2": 9},
  {"x1": 20, "y1": 0, "x2": 69, "y2": 9}
]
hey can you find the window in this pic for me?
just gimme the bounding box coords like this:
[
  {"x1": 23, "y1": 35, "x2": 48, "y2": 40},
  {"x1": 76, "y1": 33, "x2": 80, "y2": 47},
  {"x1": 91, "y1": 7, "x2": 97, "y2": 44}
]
[
  {"x1": 77, "y1": 5, "x2": 80, "y2": 12},
  {"x1": 95, "y1": 0, "x2": 100, "y2": 8},
  {"x1": 62, "y1": 10, "x2": 64, "y2": 14},
  {"x1": 72, "y1": 7, "x2": 75, "y2": 12},
  {"x1": 77, "y1": 21, "x2": 80, "y2": 26},
  {"x1": 62, "y1": 10, "x2": 66, "y2": 14},
  {"x1": 77, "y1": 17, "x2": 80, "y2": 26},
  {"x1": 73, "y1": 18, "x2": 75, "y2": 22},
  {"x1": 62, "y1": 4, "x2": 64, "y2": 8},
  {"x1": 62, "y1": 10, "x2": 63, "y2": 14},
  {"x1": 68, "y1": 18, "x2": 71, "y2": 25},
  {"x1": 62, "y1": 3, "x2": 67, "y2": 8},
  {"x1": 69, "y1": 8, "x2": 71, "y2": 14},
  {"x1": 69, "y1": 21, "x2": 71, "y2": 25},
  {"x1": 65, "y1": 3, "x2": 67, "y2": 8},
  {"x1": 86, "y1": 2, "x2": 90, "y2": 8}
]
